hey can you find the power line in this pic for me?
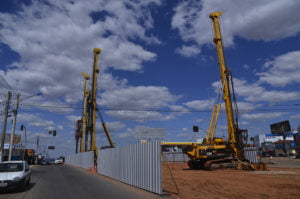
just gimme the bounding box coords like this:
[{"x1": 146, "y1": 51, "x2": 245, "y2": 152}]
[
  {"x1": 0, "y1": 74, "x2": 17, "y2": 95},
  {"x1": 19, "y1": 103, "x2": 300, "y2": 113}
]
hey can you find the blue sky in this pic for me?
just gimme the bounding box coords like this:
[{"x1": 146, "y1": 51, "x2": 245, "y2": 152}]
[{"x1": 0, "y1": 0, "x2": 300, "y2": 157}]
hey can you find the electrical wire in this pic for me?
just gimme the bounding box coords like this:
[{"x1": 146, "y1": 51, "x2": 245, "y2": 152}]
[
  {"x1": 18, "y1": 103, "x2": 300, "y2": 113},
  {"x1": 0, "y1": 74, "x2": 17, "y2": 95}
]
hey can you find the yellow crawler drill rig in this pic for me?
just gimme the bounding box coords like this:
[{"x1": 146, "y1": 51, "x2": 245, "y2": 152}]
[{"x1": 183, "y1": 12, "x2": 259, "y2": 170}]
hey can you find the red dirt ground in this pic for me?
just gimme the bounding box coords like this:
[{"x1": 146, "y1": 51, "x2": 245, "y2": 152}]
[{"x1": 162, "y1": 158, "x2": 300, "y2": 199}]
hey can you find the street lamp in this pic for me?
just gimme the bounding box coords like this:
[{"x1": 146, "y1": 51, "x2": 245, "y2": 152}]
[
  {"x1": 8, "y1": 92, "x2": 41, "y2": 161},
  {"x1": 20, "y1": 124, "x2": 26, "y2": 160},
  {"x1": 19, "y1": 92, "x2": 42, "y2": 103}
]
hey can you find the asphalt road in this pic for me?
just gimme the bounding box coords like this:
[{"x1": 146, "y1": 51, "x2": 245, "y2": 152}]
[
  {"x1": 261, "y1": 157, "x2": 300, "y2": 168},
  {"x1": 0, "y1": 164, "x2": 161, "y2": 199}
]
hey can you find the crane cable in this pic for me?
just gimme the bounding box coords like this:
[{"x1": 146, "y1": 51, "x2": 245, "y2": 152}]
[{"x1": 228, "y1": 71, "x2": 239, "y2": 128}]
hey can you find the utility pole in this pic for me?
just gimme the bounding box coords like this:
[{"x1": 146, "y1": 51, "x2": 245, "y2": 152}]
[
  {"x1": 75, "y1": 120, "x2": 81, "y2": 154},
  {"x1": 36, "y1": 136, "x2": 39, "y2": 165},
  {"x1": 8, "y1": 94, "x2": 19, "y2": 161},
  {"x1": 80, "y1": 72, "x2": 90, "y2": 152},
  {"x1": 90, "y1": 48, "x2": 101, "y2": 171},
  {"x1": 36, "y1": 136, "x2": 39, "y2": 154},
  {"x1": 20, "y1": 125, "x2": 26, "y2": 160},
  {"x1": 0, "y1": 91, "x2": 12, "y2": 162}
]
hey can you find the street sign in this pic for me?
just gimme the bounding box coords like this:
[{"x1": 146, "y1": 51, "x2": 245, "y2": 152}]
[{"x1": 134, "y1": 126, "x2": 165, "y2": 140}]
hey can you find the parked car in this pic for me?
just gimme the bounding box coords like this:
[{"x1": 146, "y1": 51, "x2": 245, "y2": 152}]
[
  {"x1": 54, "y1": 158, "x2": 63, "y2": 164},
  {"x1": 0, "y1": 161, "x2": 31, "y2": 191},
  {"x1": 40, "y1": 159, "x2": 51, "y2": 165}
]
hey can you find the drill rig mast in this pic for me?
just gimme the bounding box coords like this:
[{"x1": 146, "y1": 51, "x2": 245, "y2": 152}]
[
  {"x1": 209, "y1": 11, "x2": 248, "y2": 161},
  {"x1": 76, "y1": 48, "x2": 115, "y2": 172},
  {"x1": 183, "y1": 12, "x2": 253, "y2": 170}
]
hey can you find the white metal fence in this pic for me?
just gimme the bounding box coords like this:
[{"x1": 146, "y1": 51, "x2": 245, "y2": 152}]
[
  {"x1": 162, "y1": 152, "x2": 189, "y2": 163},
  {"x1": 97, "y1": 141, "x2": 162, "y2": 195},
  {"x1": 244, "y1": 147, "x2": 259, "y2": 163},
  {"x1": 65, "y1": 151, "x2": 94, "y2": 170}
]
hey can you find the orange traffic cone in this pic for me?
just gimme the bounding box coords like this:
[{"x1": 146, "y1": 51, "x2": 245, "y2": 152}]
[{"x1": 88, "y1": 165, "x2": 92, "y2": 173}]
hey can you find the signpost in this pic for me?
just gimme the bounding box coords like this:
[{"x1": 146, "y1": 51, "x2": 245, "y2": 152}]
[
  {"x1": 270, "y1": 120, "x2": 291, "y2": 135},
  {"x1": 135, "y1": 127, "x2": 165, "y2": 141},
  {"x1": 270, "y1": 120, "x2": 291, "y2": 157}
]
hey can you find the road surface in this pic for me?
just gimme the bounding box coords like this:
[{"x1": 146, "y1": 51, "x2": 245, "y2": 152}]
[{"x1": 0, "y1": 164, "x2": 162, "y2": 199}]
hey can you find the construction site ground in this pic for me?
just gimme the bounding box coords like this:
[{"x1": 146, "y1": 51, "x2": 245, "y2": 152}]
[{"x1": 162, "y1": 157, "x2": 300, "y2": 199}]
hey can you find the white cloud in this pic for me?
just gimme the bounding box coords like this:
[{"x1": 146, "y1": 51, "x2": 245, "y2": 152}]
[
  {"x1": 172, "y1": 0, "x2": 300, "y2": 52},
  {"x1": 213, "y1": 78, "x2": 300, "y2": 103},
  {"x1": 99, "y1": 77, "x2": 185, "y2": 121},
  {"x1": 97, "y1": 121, "x2": 125, "y2": 133},
  {"x1": 168, "y1": 105, "x2": 189, "y2": 115},
  {"x1": 0, "y1": 0, "x2": 161, "y2": 104},
  {"x1": 184, "y1": 99, "x2": 214, "y2": 110},
  {"x1": 242, "y1": 64, "x2": 250, "y2": 69},
  {"x1": 117, "y1": 125, "x2": 165, "y2": 139},
  {"x1": 57, "y1": 125, "x2": 64, "y2": 131},
  {"x1": 65, "y1": 115, "x2": 81, "y2": 122},
  {"x1": 100, "y1": 86, "x2": 178, "y2": 109},
  {"x1": 241, "y1": 112, "x2": 284, "y2": 121},
  {"x1": 168, "y1": 105, "x2": 188, "y2": 112},
  {"x1": 246, "y1": 90, "x2": 300, "y2": 103},
  {"x1": 18, "y1": 113, "x2": 55, "y2": 129},
  {"x1": 258, "y1": 51, "x2": 300, "y2": 87},
  {"x1": 290, "y1": 114, "x2": 300, "y2": 119},
  {"x1": 175, "y1": 45, "x2": 201, "y2": 57},
  {"x1": 105, "y1": 110, "x2": 167, "y2": 122},
  {"x1": 98, "y1": 72, "x2": 128, "y2": 91},
  {"x1": 117, "y1": 128, "x2": 134, "y2": 139},
  {"x1": 236, "y1": 102, "x2": 257, "y2": 112}
]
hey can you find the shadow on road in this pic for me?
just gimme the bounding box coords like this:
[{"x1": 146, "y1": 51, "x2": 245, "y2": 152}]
[{"x1": 0, "y1": 183, "x2": 36, "y2": 194}]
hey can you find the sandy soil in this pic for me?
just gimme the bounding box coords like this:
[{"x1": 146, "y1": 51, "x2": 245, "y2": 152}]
[{"x1": 162, "y1": 158, "x2": 300, "y2": 199}]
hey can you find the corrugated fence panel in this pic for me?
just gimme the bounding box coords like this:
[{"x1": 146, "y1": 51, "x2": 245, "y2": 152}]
[
  {"x1": 162, "y1": 152, "x2": 190, "y2": 163},
  {"x1": 65, "y1": 151, "x2": 94, "y2": 170},
  {"x1": 97, "y1": 141, "x2": 162, "y2": 195},
  {"x1": 244, "y1": 147, "x2": 259, "y2": 163}
]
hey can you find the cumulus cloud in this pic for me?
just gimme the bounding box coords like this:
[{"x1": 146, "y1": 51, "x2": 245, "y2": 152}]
[
  {"x1": 236, "y1": 102, "x2": 257, "y2": 112},
  {"x1": 98, "y1": 86, "x2": 181, "y2": 121},
  {"x1": 241, "y1": 112, "x2": 284, "y2": 121},
  {"x1": 172, "y1": 0, "x2": 300, "y2": 54},
  {"x1": 0, "y1": 0, "x2": 160, "y2": 104},
  {"x1": 65, "y1": 115, "x2": 81, "y2": 122},
  {"x1": 290, "y1": 114, "x2": 300, "y2": 119},
  {"x1": 184, "y1": 99, "x2": 215, "y2": 110},
  {"x1": 105, "y1": 110, "x2": 167, "y2": 122},
  {"x1": 100, "y1": 86, "x2": 178, "y2": 109},
  {"x1": 97, "y1": 121, "x2": 125, "y2": 133},
  {"x1": 18, "y1": 113, "x2": 55, "y2": 129},
  {"x1": 117, "y1": 126, "x2": 165, "y2": 139},
  {"x1": 212, "y1": 78, "x2": 300, "y2": 103},
  {"x1": 258, "y1": 51, "x2": 300, "y2": 87},
  {"x1": 175, "y1": 45, "x2": 201, "y2": 57}
]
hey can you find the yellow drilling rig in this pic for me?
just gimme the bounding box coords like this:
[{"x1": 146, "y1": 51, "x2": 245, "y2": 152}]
[
  {"x1": 183, "y1": 12, "x2": 262, "y2": 170},
  {"x1": 75, "y1": 48, "x2": 115, "y2": 171}
]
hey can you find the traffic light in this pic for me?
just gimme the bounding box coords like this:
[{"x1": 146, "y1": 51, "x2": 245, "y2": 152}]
[
  {"x1": 53, "y1": 130, "x2": 56, "y2": 136},
  {"x1": 193, "y1": 126, "x2": 199, "y2": 132}
]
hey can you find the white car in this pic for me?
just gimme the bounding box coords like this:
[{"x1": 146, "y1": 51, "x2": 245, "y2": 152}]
[
  {"x1": 0, "y1": 161, "x2": 31, "y2": 191},
  {"x1": 54, "y1": 158, "x2": 63, "y2": 164}
]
